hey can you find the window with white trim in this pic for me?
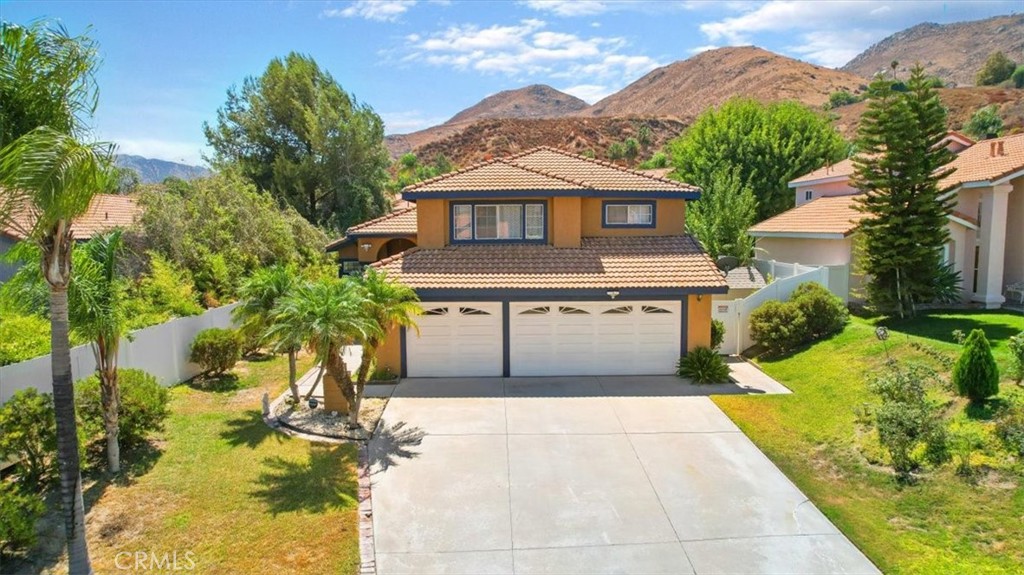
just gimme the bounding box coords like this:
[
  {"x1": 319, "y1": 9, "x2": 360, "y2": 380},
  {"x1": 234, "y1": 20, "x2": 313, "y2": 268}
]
[
  {"x1": 604, "y1": 203, "x2": 654, "y2": 226},
  {"x1": 804, "y1": 190, "x2": 813, "y2": 201},
  {"x1": 452, "y1": 202, "x2": 545, "y2": 242}
]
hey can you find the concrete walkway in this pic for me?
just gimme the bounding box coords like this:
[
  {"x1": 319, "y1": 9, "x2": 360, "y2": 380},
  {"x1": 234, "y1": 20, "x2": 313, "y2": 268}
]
[{"x1": 367, "y1": 377, "x2": 878, "y2": 575}]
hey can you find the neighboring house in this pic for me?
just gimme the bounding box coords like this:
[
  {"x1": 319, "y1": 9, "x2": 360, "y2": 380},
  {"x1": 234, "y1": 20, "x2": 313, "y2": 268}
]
[
  {"x1": 0, "y1": 194, "x2": 141, "y2": 282},
  {"x1": 750, "y1": 132, "x2": 1024, "y2": 308},
  {"x1": 328, "y1": 147, "x2": 727, "y2": 377},
  {"x1": 716, "y1": 265, "x2": 768, "y2": 301}
]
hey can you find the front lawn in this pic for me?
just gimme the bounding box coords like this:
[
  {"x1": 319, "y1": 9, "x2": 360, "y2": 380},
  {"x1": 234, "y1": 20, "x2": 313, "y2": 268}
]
[
  {"x1": 40, "y1": 354, "x2": 361, "y2": 574},
  {"x1": 714, "y1": 311, "x2": 1024, "y2": 574}
]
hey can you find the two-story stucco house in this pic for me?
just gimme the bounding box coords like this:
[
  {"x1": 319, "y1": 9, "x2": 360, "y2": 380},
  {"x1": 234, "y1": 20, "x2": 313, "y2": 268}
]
[
  {"x1": 328, "y1": 147, "x2": 727, "y2": 378},
  {"x1": 749, "y1": 132, "x2": 1024, "y2": 308}
]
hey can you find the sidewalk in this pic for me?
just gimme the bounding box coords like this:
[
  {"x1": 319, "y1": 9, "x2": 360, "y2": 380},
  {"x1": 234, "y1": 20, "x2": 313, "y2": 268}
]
[{"x1": 725, "y1": 356, "x2": 792, "y2": 394}]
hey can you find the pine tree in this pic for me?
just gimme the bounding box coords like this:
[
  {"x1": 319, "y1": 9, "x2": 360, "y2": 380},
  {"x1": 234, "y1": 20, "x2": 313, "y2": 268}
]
[
  {"x1": 953, "y1": 329, "x2": 1000, "y2": 403},
  {"x1": 852, "y1": 65, "x2": 956, "y2": 318}
]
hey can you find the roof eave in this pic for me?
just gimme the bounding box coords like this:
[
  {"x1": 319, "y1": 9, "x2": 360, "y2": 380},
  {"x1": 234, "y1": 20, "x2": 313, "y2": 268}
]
[
  {"x1": 402, "y1": 189, "x2": 702, "y2": 200},
  {"x1": 787, "y1": 174, "x2": 852, "y2": 188},
  {"x1": 749, "y1": 231, "x2": 852, "y2": 239}
]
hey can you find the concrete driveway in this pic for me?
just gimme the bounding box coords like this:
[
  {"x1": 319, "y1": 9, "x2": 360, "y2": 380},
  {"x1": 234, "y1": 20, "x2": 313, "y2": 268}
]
[{"x1": 367, "y1": 377, "x2": 878, "y2": 575}]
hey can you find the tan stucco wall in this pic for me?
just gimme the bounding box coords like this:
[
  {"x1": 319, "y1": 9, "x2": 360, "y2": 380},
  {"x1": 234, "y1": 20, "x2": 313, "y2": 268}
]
[
  {"x1": 416, "y1": 199, "x2": 446, "y2": 248},
  {"x1": 793, "y1": 180, "x2": 858, "y2": 206},
  {"x1": 335, "y1": 243, "x2": 358, "y2": 261},
  {"x1": 580, "y1": 198, "x2": 687, "y2": 237},
  {"x1": 1004, "y1": 176, "x2": 1024, "y2": 285},
  {"x1": 374, "y1": 326, "x2": 402, "y2": 376},
  {"x1": 687, "y1": 295, "x2": 712, "y2": 351},
  {"x1": 754, "y1": 237, "x2": 854, "y2": 266},
  {"x1": 552, "y1": 197, "x2": 582, "y2": 248}
]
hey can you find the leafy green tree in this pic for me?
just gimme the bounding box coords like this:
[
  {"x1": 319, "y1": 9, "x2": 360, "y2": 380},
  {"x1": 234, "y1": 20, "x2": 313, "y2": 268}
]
[
  {"x1": 637, "y1": 151, "x2": 669, "y2": 169},
  {"x1": 352, "y1": 269, "x2": 420, "y2": 427},
  {"x1": 112, "y1": 165, "x2": 140, "y2": 194},
  {"x1": 952, "y1": 329, "x2": 1000, "y2": 403},
  {"x1": 234, "y1": 265, "x2": 302, "y2": 401},
  {"x1": 386, "y1": 153, "x2": 455, "y2": 193},
  {"x1": 852, "y1": 65, "x2": 956, "y2": 318},
  {"x1": 0, "y1": 21, "x2": 109, "y2": 571},
  {"x1": 963, "y1": 105, "x2": 1003, "y2": 140},
  {"x1": 975, "y1": 51, "x2": 1017, "y2": 86},
  {"x1": 269, "y1": 278, "x2": 378, "y2": 428},
  {"x1": 204, "y1": 53, "x2": 391, "y2": 231},
  {"x1": 669, "y1": 98, "x2": 847, "y2": 220},
  {"x1": 1013, "y1": 66, "x2": 1024, "y2": 89},
  {"x1": 686, "y1": 167, "x2": 757, "y2": 261}
]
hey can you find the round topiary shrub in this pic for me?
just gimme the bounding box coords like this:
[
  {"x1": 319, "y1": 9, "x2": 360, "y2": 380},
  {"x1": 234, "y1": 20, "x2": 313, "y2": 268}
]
[
  {"x1": 190, "y1": 328, "x2": 242, "y2": 375},
  {"x1": 677, "y1": 347, "x2": 731, "y2": 384},
  {"x1": 952, "y1": 329, "x2": 1000, "y2": 404},
  {"x1": 791, "y1": 282, "x2": 848, "y2": 340},
  {"x1": 749, "y1": 300, "x2": 807, "y2": 356},
  {"x1": 76, "y1": 369, "x2": 170, "y2": 449}
]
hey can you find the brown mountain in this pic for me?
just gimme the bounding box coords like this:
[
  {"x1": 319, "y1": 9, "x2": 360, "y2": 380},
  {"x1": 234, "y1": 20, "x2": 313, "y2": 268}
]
[
  {"x1": 412, "y1": 117, "x2": 685, "y2": 168},
  {"x1": 446, "y1": 84, "x2": 587, "y2": 124},
  {"x1": 842, "y1": 14, "x2": 1024, "y2": 87},
  {"x1": 583, "y1": 46, "x2": 867, "y2": 120}
]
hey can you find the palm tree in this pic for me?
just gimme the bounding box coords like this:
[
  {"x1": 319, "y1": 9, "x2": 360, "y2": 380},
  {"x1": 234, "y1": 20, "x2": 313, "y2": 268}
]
[
  {"x1": 234, "y1": 265, "x2": 301, "y2": 401},
  {"x1": 268, "y1": 277, "x2": 378, "y2": 427},
  {"x1": 69, "y1": 231, "x2": 129, "y2": 473},
  {"x1": 353, "y1": 269, "x2": 420, "y2": 426},
  {"x1": 0, "y1": 128, "x2": 112, "y2": 574}
]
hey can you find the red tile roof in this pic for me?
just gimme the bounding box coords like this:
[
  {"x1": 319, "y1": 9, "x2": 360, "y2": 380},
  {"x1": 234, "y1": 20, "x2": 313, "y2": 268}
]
[
  {"x1": 939, "y1": 133, "x2": 1024, "y2": 189},
  {"x1": 749, "y1": 195, "x2": 867, "y2": 237},
  {"x1": 789, "y1": 158, "x2": 856, "y2": 185},
  {"x1": 371, "y1": 235, "x2": 726, "y2": 291},
  {"x1": 2, "y1": 194, "x2": 140, "y2": 241},
  {"x1": 325, "y1": 206, "x2": 418, "y2": 251},
  {"x1": 405, "y1": 147, "x2": 699, "y2": 194}
]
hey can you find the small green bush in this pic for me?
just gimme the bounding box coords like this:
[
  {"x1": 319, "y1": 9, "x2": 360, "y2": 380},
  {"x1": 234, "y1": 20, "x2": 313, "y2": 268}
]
[
  {"x1": 139, "y1": 253, "x2": 204, "y2": 317},
  {"x1": 976, "y1": 51, "x2": 1017, "y2": 86},
  {"x1": 190, "y1": 328, "x2": 242, "y2": 375},
  {"x1": 791, "y1": 282, "x2": 848, "y2": 340},
  {"x1": 1007, "y1": 331, "x2": 1024, "y2": 384},
  {"x1": 710, "y1": 319, "x2": 725, "y2": 351},
  {"x1": 76, "y1": 369, "x2": 170, "y2": 449},
  {"x1": 677, "y1": 347, "x2": 731, "y2": 384},
  {"x1": 826, "y1": 90, "x2": 860, "y2": 109},
  {"x1": 749, "y1": 300, "x2": 806, "y2": 356},
  {"x1": 0, "y1": 314, "x2": 51, "y2": 366},
  {"x1": 952, "y1": 329, "x2": 1000, "y2": 403},
  {"x1": 994, "y1": 395, "x2": 1024, "y2": 456},
  {"x1": 0, "y1": 481, "x2": 45, "y2": 558},
  {"x1": 1013, "y1": 66, "x2": 1024, "y2": 89},
  {"x1": 0, "y1": 389, "x2": 57, "y2": 487}
]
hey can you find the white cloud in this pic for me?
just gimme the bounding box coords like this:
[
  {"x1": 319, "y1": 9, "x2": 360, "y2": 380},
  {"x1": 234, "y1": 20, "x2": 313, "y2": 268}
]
[
  {"x1": 559, "y1": 83, "x2": 613, "y2": 103},
  {"x1": 523, "y1": 0, "x2": 699, "y2": 16},
  {"x1": 405, "y1": 19, "x2": 659, "y2": 80},
  {"x1": 521, "y1": 0, "x2": 610, "y2": 16},
  {"x1": 111, "y1": 137, "x2": 208, "y2": 166},
  {"x1": 323, "y1": 0, "x2": 417, "y2": 22},
  {"x1": 689, "y1": 44, "x2": 718, "y2": 54},
  {"x1": 380, "y1": 110, "x2": 448, "y2": 134}
]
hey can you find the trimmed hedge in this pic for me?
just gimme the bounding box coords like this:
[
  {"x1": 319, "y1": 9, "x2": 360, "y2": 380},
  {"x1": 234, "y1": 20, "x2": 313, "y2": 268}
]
[
  {"x1": 190, "y1": 328, "x2": 242, "y2": 375},
  {"x1": 749, "y1": 282, "x2": 848, "y2": 356}
]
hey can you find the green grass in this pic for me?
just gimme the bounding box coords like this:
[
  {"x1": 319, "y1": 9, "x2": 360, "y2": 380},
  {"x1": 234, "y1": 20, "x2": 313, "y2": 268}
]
[
  {"x1": 75, "y1": 353, "x2": 362, "y2": 575},
  {"x1": 714, "y1": 311, "x2": 1024, "y2": 574}
]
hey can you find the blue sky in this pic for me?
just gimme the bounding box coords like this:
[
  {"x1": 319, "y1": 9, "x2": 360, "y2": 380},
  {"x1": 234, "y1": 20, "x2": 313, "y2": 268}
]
[{"x1": 2, "y1": 0, "x2": 1019, "y2": 165}]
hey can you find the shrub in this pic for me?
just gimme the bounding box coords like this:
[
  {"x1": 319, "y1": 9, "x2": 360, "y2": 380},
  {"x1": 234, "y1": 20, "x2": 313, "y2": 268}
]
[
  {"x1": 867, "y1": 362, "x2": 949, "y2": 482},
  {"x1": 952, "y1": 329, "x2": 1000, "y2": 403},
  {"x1": 826, "y1": 90, "x2": 860, "y2": 109},
  {"x1": 0, "y1": 389, "x2": 57, "y2": 487},
  {"x1": 138, "y1": 253, "x2": 204, "y2": 317},
  {"x1": 749, "y1": 300, "x2": 806, "y2": 356},
  {"x1": 190, "y1": 328, "x2": 242, "y2": 375},
  {"x1": 1007, "y1": 331, "x2": 1024, "y2": 384},
  {"x1": 76, "y1": 369, "x2": 170, "y2": 449},
  {"x1": 1013, "y1": 66, "x2": 1024, "y2": 89},
  {"x1": 975, "y1": 51, "x2": 1017, "y2": 86},
  {"x1": 0, "y1": 481, "x2": 45, "y2": 558},
  {"x1": 710, "y1": 319, "x2": 725, "y2": 351},
  {"x1": 791, "y1": 282, "x2": 848, "y2": 340},
  {"x1": 994, "y1": 396, "x2": 1024, "y2": 456},
  {"x1": 949, "y1": 424, "x2": 986, "y2": 479},
  {"x1": 0, "y1": 314, "x2": 51, "y2": 366},
  {"x1": 963, "y1": 105, "x2": 1003, "y2": 140},
  {"x1": 677, "y1": 347, "x2": 731, "y2": 384}
]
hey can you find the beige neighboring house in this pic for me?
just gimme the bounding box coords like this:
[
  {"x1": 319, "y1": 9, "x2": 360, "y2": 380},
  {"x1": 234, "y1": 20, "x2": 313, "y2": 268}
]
[
  {"x1": 750, "y1": 132, "x2": 1024, "y2": 308},
  {"x1": 0, "y1": 194, "x2": 141, "y2": 282}
]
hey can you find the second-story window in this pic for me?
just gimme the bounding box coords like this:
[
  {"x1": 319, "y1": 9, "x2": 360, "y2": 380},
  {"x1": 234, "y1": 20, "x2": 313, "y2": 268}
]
[
  {"x1": 452, "y1": 202, "x2": 545, "y2": 242},
  {"x1": 603, "y1": 202, "x2": 655, "y2": 228}
]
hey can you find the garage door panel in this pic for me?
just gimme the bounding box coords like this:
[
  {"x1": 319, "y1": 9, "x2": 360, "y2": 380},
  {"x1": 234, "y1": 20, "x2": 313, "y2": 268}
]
[{"x1": 407, "y1": 302, "x2": 502, "y2": 377}]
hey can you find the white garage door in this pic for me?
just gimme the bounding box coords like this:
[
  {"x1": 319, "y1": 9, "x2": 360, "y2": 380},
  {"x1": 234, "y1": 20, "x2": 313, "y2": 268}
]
[
  {"x1": 510, "y1": 301, "x2": 682, "y2": 376},
  {"x1": 406, "y1": 302, "x2": 503, "y2": 377}
]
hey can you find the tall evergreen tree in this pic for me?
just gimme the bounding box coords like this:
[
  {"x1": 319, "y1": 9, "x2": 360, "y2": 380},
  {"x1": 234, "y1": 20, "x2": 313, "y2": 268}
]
[{"x1": 852, "y1": 65, "x2": 956, "y2": 318}]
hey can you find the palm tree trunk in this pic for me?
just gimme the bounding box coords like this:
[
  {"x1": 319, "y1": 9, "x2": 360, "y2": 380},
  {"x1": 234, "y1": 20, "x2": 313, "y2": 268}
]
[
  {"x1": 50, "y1": 285, "x2": 93, "y2": 574},
  {"x1": 95, "y1": 335, "x2": 120, "y2": 474},
  {"x1": 287, "y1": 349, "x2": 300, "y2": 403},
  {"x1": 349, "y1": 345, "x2": 375, "y2": 428},
  {"x1": 326, "y1": 348, "x2": 358, "y2": 427}
]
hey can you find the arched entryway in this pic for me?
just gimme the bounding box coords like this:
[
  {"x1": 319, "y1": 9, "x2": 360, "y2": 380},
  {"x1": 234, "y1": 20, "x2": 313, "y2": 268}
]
[{"x1": 377, "y1": 238, "x2": 416, "y2": 260}]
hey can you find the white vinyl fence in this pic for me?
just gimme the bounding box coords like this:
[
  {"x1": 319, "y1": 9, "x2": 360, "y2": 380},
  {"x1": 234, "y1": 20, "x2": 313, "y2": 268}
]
[
  {"x1": 713, "y1": 260, "x2": 832, "y2": 355},
  {"x1": 0, "y1": 303, "x2": 239, "y2": 405}
]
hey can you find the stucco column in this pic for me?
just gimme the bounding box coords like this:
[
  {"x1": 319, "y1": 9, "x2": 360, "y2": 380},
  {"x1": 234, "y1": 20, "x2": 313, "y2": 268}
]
[{"x1": 974, "y1": 184, "x2": 1012, "y2": 309}]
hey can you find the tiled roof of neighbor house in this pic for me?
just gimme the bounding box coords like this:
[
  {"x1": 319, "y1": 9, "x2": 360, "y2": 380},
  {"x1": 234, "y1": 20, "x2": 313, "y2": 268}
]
[
  {"x1": 404, "y1": 147, "x2": 700, "y2": 194},
  {"x1": 939, "y1": 133, "x2": 1024, "y2": 189},
  {"x1": 724, "y1": 266, "x2": 768, "y2": 290},
  {"x1": 749, "y1": 195, "x2": 867, "y2": 237},
  {"x1": 324, "y1": 206, "x2": 418, "y2": 251},
  {"x1": 637, "y1": 167, "x2": 675, "y2": 179},
  {"x1": 371, "y1": 235, "x2": 727, "y2": 291},
  {"x1": 1, "y1": 194, "x2": 140, "y2": 241},
  {"x1": 789, "y1": 158, "x2": 856, "y2": 185}
]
